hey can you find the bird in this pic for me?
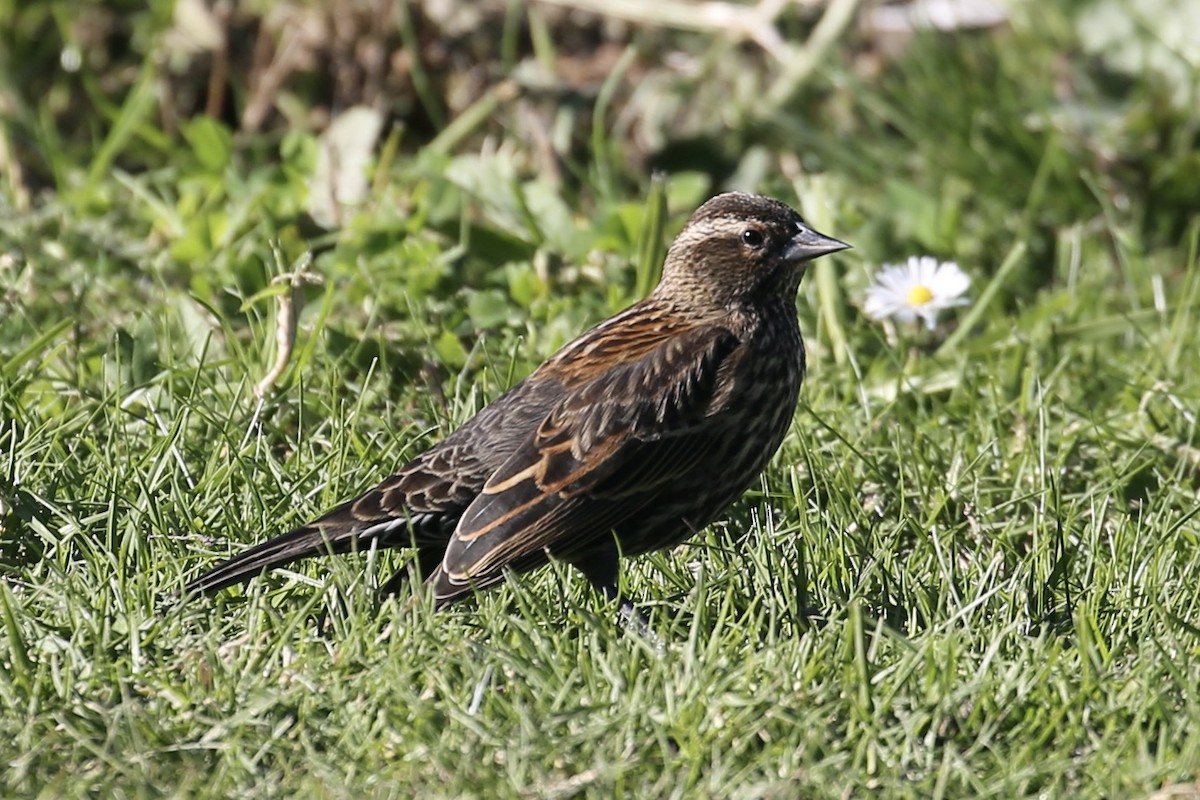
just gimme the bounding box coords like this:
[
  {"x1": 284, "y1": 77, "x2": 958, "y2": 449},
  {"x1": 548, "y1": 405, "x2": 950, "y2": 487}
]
[{"x1": 184, "y1": 192, "x2": 850, "y2": 617}]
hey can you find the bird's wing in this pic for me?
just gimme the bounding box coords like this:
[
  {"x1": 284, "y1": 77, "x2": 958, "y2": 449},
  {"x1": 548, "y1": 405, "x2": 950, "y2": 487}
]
[{"x1": 434, "y1": 321, "x2": 741, "y2": 599}]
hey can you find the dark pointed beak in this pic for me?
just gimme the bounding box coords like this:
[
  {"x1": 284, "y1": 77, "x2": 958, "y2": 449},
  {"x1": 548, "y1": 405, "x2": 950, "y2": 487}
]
[{"x1": 781, "y1": 224, "x2": 851, "y2": 262}]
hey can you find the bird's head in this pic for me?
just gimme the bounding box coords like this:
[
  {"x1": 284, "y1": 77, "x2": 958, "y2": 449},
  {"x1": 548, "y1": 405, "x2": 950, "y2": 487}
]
[{"x1": 656, "y1": 192, "x2": 850, "y2": 309}]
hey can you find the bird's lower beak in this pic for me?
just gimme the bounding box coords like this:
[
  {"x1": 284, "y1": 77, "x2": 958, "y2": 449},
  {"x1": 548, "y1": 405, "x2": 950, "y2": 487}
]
[{"x1": 782, "y1": 225, "x2": 852, "y2": 262}]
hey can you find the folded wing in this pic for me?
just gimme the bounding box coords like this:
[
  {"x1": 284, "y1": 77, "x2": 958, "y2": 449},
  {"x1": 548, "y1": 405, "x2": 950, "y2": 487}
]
[{"x1": 431, "y1": 321, "x2": 740, "y2": 603}]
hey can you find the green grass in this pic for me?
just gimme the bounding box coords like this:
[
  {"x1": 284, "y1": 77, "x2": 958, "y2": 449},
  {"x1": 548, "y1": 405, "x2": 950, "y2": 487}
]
[{"x1": 2, "y1": 1, "x2": 1200, "y2": 797}]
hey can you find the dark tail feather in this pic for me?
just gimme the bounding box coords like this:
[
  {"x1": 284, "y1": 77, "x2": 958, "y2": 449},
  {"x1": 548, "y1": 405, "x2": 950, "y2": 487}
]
[
  {"x1": 183, "y1": 520, "x2": 366, "y2": 596},
  {"x1": 183, "y1": 498, "x2": 457, "y2": 597}
]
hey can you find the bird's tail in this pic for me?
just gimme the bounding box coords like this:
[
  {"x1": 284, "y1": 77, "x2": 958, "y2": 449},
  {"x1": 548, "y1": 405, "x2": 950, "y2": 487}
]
[
  {"x1": 182, "y1": 518, "x2": 368, "y2": 596},
  {"x1": 181, "y1": 490, "x2": 429, "y2": 596}
]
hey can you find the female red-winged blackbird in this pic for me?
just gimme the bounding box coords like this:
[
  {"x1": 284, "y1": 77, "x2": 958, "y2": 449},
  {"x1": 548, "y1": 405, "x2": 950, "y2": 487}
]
[{"x1": 185, "y1": 192, "x2": 849, "y2": 613}]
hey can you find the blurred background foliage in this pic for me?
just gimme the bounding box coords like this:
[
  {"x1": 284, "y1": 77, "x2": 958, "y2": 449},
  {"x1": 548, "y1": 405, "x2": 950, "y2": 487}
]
[{"x1": 1, "y1": 0, "x2": 1197, "y2": 437}]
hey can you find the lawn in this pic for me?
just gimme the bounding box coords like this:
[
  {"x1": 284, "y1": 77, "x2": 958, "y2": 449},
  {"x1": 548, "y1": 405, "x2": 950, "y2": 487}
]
[{"x1": 2, "y1": 0, "x2": 1199, "y2": 797}]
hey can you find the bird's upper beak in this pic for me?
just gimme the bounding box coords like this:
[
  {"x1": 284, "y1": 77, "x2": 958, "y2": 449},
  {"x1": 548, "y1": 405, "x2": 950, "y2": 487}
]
[{"x1": 781, "y1": 224, "x2": 851, "y2": 263}]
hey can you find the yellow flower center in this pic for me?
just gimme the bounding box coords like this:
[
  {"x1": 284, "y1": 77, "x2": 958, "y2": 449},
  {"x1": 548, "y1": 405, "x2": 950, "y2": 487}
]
[{"x1": 906, "y1": 285, "x2": 934, "y2": 306}]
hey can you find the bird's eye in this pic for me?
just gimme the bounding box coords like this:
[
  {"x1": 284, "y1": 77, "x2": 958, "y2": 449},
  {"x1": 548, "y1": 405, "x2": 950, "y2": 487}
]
[{"x1": 741, "y1": 229, "x2": 765, "y2": 248}]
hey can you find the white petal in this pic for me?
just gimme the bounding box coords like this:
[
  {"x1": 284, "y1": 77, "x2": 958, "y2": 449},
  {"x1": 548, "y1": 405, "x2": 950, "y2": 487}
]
[
  {"x1": 913, "y1": 255, "x2": 939, "y2": 285},
  {"x1": 876, "y1": 266, "x2": 911, "y2": 292},
  {"x1": 933, "y1": 262, "x2": 970, "y2": 296},
  {"x1": 864, "y1": 291, "x2": 902, "y2": 320}
]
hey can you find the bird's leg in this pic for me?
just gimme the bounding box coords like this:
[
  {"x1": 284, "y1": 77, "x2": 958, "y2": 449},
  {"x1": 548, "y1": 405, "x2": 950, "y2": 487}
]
[
  {"x1": 571, "y1": 544, "x2": 622, "y2": 603},
  {"x1": 379, "y1": 547, "x2": 443, "y2": 599},
  {"x1": 572, "y1": 547, "x2": 661, "y2": 648}
]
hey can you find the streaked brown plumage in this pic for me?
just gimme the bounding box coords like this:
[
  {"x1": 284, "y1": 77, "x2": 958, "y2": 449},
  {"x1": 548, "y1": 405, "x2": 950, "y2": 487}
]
[{"x1": 185, "y1": 192, "x2": 849, "y2": 612}]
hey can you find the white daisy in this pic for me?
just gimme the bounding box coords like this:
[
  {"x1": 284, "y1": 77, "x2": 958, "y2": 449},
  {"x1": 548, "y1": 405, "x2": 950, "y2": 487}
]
[{"x1": 863, "y1": 256, "x2": 971, "y2": 330}]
